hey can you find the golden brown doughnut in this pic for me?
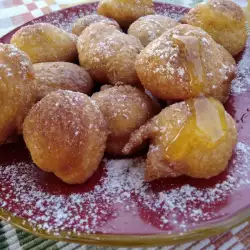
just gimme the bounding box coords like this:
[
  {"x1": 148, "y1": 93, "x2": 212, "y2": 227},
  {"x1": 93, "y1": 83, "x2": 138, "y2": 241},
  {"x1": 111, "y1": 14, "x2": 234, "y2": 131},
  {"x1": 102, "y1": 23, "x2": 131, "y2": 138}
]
[
  {"x1": 181, "y1": 0, "x2": 247, "y2": 56},
  {"x1": 0, "y1": 43, "x2": 36, "y2": 144},
  {"x1": 77, "y1": 23, "x2": 143, "y2": 86},
  {"x1": 135, "y1": 24, "x2": 236, "y2": 103},
  {"x1": 72, "y1": 14, "x2": 120, "y2": 36},
  {"x1": 123, "y1": 97, "x2": 237, "y2": 181},
  {"x1": 11, "y1": 23, "x2": 78, "y2": 63},
  {"x1": 92, "y1": 85, "x2": 159, "y2": 156},
  {"x1": 128, "y1": 15, "x2": 178, "y2": 46},
  {"x1": 23, "y1": 90, "x2": 108, "y2": 184},
  {"x1": 34, "y1": 62, "x2": 93, "y2": 100},
  {"x1": 97, "y1": 0, "x2": 155, "y2": 29}
]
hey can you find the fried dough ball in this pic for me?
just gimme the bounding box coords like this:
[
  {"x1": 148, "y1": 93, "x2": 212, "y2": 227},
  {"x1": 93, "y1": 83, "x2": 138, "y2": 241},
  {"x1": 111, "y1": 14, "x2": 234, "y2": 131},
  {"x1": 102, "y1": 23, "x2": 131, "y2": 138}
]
[
  {"x1": 72, "y1": 14, "x2": 120, "y2": 36},
  {"x1": 11, "y1": 23, "x2": 78, "y2": 63},
  {"x1": 128, "y1": 15, "x2": 178, "y2": 46},
  {"x1": 136, "y1": 24, "x2": 236, "y2": 103},
  {"x1": 92, "y1": 85, "x2": 159, "y2": 156},
  {"x1": 0, "y1": 43, "x2": 36, "y2": 144},
  {"x1": 23, "y1": 90, "x2": 108, "y2": 184},
  {"x1": 123, "y1": 97, "x2": 237, "y2": 181},
  {"x1": 181, "y1": 0, "x2": 247, "y2": 56},
  {"x1": 34, "y1": 62, "x2": 93, "y2": 100},
  {"x1": 97, "y1": 0, "x2": 155, "y2": 29},
  {"x1": 77, "y1": 23, "x2": 143, "y2": 86}
]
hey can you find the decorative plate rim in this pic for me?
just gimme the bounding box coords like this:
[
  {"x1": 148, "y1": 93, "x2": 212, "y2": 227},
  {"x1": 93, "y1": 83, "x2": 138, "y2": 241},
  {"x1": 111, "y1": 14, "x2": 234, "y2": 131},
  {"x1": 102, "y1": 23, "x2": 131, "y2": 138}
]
[
  {"x1": 0, "y1": 1, "x2": 250, "y2": 247},
  {"x1": 0, "y1": 207, "x2": 250, "y2": 246}
]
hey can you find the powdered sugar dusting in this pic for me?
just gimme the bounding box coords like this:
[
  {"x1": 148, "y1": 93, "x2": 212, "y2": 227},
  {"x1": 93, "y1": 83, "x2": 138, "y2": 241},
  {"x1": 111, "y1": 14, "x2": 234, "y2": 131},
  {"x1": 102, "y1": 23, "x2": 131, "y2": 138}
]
[
  {"x1": 0, "y1": 43, "x2": 34, "y2": 80},
  {"x1": 231, "y1": 37, "x2": 250, "y2": 94},
  {"x1": 128, "y1": 15, "x2": 178, "y2": 46},
  {"x1": 31, "y1": 4, "x2": 98, "y2": 33},
  {"x1": 0, "y1": 141, "x2": 250, "y2": 235},
  {"x1": 26, "y1": 2, "x2": 187, "y2": 34}
]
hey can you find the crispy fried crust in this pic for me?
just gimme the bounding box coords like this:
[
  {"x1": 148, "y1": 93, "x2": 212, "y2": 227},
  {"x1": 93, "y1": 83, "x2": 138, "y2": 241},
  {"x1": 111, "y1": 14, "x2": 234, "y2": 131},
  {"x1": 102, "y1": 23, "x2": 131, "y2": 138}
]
[
  {"x1": 11, "y1": 23, "x2": 78, "y2": 63},
  {"x1": 136, "y1": 24, "x2": 236, "y2": 103},
  {"x1": 181, "y1": 0, "x2": 247, "y2": 56},
  {"x1": 128, "y1": 15, "x2": 178, "y2": 46},
  {"x1": 72, "y1": 14, "x2": 120, "y2": 36},
  {"x1": 92, "y1": 85, "x2": 159, "y2": 156},
  {"x1": 34, "y1": 62, "x2": 94, "y2": 100},
  {"x1": 77, "y1": 23, "x2": 143, "y2": 87},
  {"x1": 0, "y1": 43, "x2": 36, "y2": 144},
  {"x1": 123, "y1": 98, "x2": 237, "y2": 181},
  {"x1": 23, "y1": 90, "x2": 108, "y2": 184},
  {"x1": 97, "y1": 0, "x2": 155, "y2": 29}
]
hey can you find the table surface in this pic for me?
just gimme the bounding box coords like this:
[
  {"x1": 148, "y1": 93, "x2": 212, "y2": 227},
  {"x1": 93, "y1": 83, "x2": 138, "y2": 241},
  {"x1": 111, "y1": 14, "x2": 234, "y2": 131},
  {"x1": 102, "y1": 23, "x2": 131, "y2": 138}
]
[{"x1": 0, "y1": 0, "x2": 250, "y2": 249}]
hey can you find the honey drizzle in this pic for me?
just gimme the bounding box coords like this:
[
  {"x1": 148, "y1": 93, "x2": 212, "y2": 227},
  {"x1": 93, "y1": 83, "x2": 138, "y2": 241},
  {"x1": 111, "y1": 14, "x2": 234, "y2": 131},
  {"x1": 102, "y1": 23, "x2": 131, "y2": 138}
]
[
  {"x1": 173, "y1": 35, "x2": 205, "y2": 96},
  {"x1": 165, "y1": 98, "x2": 228, "y2": 161}
]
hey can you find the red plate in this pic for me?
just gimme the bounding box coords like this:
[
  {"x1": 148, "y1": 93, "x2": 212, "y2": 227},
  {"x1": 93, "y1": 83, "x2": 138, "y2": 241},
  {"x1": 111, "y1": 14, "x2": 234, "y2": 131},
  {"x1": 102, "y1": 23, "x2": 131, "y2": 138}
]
[{"x1": 0, "y1": 1, "x2": 250, "y2": 247}]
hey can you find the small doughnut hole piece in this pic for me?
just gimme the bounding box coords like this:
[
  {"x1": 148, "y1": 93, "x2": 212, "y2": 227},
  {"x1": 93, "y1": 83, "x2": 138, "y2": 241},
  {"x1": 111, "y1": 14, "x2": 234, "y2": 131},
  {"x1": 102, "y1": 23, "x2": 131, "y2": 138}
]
[
  {"x1": 181, "y1": 0, "x2": 247, "y2": 56},
  {"x1": 92, "y1": 85, "x2": 160, "y2": 156},
  {"x1": 72, "y1": 14, "x2": 120, "y2": 36},
  {"x1": 97, "y1": 0, "x2": 155, "y2": 29},
  {"x1": 135, "y1": 24, "x2": 236, "y2": 103},
  {"x1": 23, "y1": 90, "x2": 108, "y2": 184},
  {"x1": 0, "y1": 43, "x2": 36, "y2": 144},
  {"x1": 77, "y1": 23, "x2": 143, "y2": 87},
  {"x1": 123, "y1": 97, "x2": 237, "y2": 181},
  {"x1": 128, "y1": 15, "x2": 178, "y2": 47},
  {"x1": 11, "y1": 23, "x2": 78, "y2": 63},
  {"x1": 34, "y1": 62, "x2": 94, "y2": 100}
]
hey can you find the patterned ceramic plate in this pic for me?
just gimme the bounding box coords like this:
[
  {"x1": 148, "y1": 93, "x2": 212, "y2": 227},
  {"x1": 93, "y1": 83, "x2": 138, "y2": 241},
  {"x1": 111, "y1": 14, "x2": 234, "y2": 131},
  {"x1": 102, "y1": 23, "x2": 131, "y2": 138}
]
[{"x1": 0, "y1": 1, "x2": 250, "y2": 247}]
